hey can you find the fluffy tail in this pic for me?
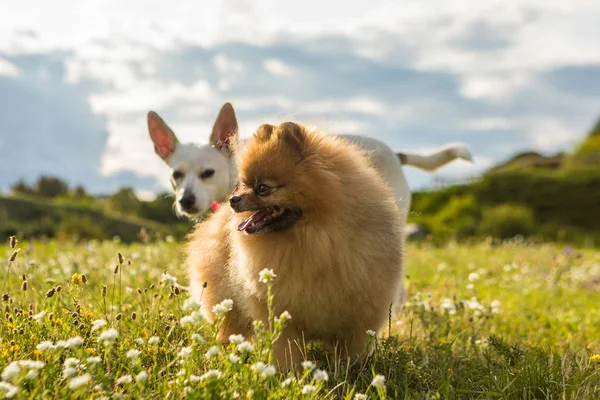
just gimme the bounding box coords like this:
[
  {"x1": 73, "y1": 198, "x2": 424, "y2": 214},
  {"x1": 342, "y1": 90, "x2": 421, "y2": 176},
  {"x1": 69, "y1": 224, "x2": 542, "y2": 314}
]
[{"x1": 397, "y1": 144, "x2": 473, "y2": 172}]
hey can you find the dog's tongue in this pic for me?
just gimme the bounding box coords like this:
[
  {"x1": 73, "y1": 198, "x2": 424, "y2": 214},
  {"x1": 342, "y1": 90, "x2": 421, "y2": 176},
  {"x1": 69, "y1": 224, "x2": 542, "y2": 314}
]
[{"x1": 237, "y1": 210, "x2": 273, "y2": 232}]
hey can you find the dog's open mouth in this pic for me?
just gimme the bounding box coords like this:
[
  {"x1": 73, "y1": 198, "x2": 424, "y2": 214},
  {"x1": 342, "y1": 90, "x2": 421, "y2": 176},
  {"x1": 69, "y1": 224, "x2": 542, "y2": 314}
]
[{"x1": 237, "y1": 206, "x2": 300, "y2": 234}]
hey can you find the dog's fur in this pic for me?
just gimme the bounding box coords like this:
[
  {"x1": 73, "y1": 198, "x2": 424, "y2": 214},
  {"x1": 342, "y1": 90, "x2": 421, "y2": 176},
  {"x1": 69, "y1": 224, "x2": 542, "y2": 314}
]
[
  {"x1": 186, "y1": 122, "x2": 404, "y2": 371},
  {"x1": 147, "y1": 103, "x2": 473, "y2": 221}
]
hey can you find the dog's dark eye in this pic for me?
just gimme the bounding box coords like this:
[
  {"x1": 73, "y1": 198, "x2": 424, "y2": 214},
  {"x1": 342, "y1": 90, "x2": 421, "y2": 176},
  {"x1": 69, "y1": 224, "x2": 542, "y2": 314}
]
[
  {"x1": 200, "y1": 169, "x2": 215, "y2": 179},
  {"x1": 172, "y1": 170, "x2": 183, "y2": 180},
  {"x1": 256, "y1": 183, "x2": 271, "y2": 196}
]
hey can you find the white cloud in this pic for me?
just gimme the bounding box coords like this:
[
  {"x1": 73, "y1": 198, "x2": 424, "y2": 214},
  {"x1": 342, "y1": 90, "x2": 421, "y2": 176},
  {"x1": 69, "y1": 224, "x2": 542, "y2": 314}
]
[
  {"x1": 459, "y1": 73, "x2": 532, "y2": 101},
  {"x1": 525, "y1": 117, "x2": 582, "y2": 153},
  {"x1": 264, "y1": 59, "x2": 296, "y2": 76},
  {"x1": 463, "y1": 117, "x2": 514, "y2": 131},
  {"x1": 0, "y1": 57, "x2": 20, "y2": 76}
]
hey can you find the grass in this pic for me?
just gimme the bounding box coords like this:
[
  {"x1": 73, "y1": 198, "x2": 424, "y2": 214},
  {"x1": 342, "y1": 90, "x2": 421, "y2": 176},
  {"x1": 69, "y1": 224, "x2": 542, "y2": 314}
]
[{"x1": 0, "y1": 236, "x2": 599, "y2": 399}]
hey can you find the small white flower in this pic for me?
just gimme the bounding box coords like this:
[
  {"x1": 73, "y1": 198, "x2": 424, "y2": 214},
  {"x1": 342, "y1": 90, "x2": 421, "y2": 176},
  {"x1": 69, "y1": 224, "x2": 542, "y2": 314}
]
[
  {"x1": 229, "y1": 334, "x2": 245, "y2": 344},
  {"x1": 466, "y1": 283, "x2": 475, "y2": 290},
  {"x1": 301, "y1": 361, "x2": 316, "y2": 371},
  {"x1": 134, "y1": 338, "x2": 144, "y2": 345},
  {"x1": 68, "y1": 374, "x2": 91, "y2": 390},
  {"x1": 212, "y1": 299, "x2": 234, "y2": 316},
  {"x1": 1, "y1": 362, "x2": 20, "y2": 382},
  {"x1": 237, "y1": 341, "x2": 254, "y2": 353},
  {"x1": 86, "y1": 357, "x2": 102, "y2": 365},
  {"x1": 313, "y1": 369, "x2": 329, "y2": 382},
  {"x1": 36, "y1": 341, "x2": 56, "y2": 351},
  {"x1": 366, "y1": 330, "x2": 377, "y2": 338},
  {"x1": 354, "y1": 394, "x2": 368, "y2": 400},
  {"x1": 205, "y1": 345, "x2": 220, "y2": 358},
  {"x1": 64, "y1": 358, "x2": 80, "y2": 368},
  {"x1": 281, "y1": 377, "x2": 295, "y2": 387},
  {"x1": 32, "y1": 311, "x2": 46, "y2": 322},
  {"x1": 116, "y1": 375, "x2": 133, "y2": 385},
  {"x1": 98, "y1": 328, "x2": 119, "y2": 346},
  {"x1": 148, "y1": 336, "x2": 160, "y2": 345},
  {"x1": 200, "y1": 370, "x2": 222, "y2": 381},
  {"x1": 19, "y1": 360, "x2": 45, "y2": 370},
  {"x1": 371, "y1": 374, "x2": 386, "y2": 388},
  {"x1": 251, "y1": 362, "x2": 266, "y2": 373},
  {"x1": 228, "y1": 354, "x2": 241, "y2": 364},
  {"x1": 302, "y1": 385, "x2": 317, "y2": 395},
  {"x1": 182, "y1": 298, "x2": 202, "y2": 311},
  {"x1": 468, "y1": 272, "x2": 480, "y2": 282},
  {"x1": 91, "y1": 319, "x2": 107, "y2": 332},
  {"x1": 189, "y1": 375, "x2": 201, "y2": 383},
  {"x1": 55, "y1": 340, "x2": 68, "y2": 348},
  {"x1": 179, "y1": 347, "x2": 193, "y2": 359},
  {"x1": 126, "y1": 349, "x2": 141, "y2": 360},
  {"x1": 0, "y1": 382, "x2": 18, "y2": 399},
  {"x1": 258, "y1": 268, "x2": 277, "y2": 283},
  {"x1": 66, "y1": 336, "x2": 85, "y2": 348},
  {"x1": 160, "y1": 273, "x2": 178, "y2": 285},
  {"x1": 136, "y1": 371, "x2": 149, "y2": 382},
  {"x1": 275, "y1": 311, "x2": 292, "y2": 323},
  {"x1": 180, "y1": 311, "x2": 203, "y2": 326},
  {"x1": 261, "y1": 365, "x2": 276, "y2": 378},
  {"x1": 191, "y1": 333, "x2": 205, "y2": 343},
  {"x1": 63, "y1": 367, "x2": 78, "y2": 379}
]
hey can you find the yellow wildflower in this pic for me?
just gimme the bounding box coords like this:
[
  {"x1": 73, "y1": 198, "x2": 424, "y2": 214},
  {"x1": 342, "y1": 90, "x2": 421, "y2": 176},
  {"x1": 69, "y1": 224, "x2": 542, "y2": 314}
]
[
  {"x1": 591, "y1": 354, "x2": 600, "y2": 363},
  {"x1": 71, "y1": 274, "x2": 83, "y2": 285}
]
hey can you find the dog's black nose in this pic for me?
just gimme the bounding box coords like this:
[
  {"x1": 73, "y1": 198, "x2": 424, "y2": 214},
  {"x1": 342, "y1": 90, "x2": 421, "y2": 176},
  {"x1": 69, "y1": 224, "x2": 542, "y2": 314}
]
[
  {"x1": 179, "y1": 194, "x2": 196, "y2": 209},
  {"x1": 229, "y1": 196, "x2": 241, "y2": 206}
]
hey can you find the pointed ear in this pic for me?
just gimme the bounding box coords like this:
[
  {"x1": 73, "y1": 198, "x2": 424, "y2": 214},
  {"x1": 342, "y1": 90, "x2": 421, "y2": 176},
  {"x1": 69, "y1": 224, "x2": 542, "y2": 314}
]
[
  {"x1": 210, "y1": 102, "x2": 238, "y2": 152},
  {"x1": 147, "y1": 111, "x2": 179, "y2": 162},
  {"x1": 277, "y1": 122, "x2": 308, "y2": 156}
]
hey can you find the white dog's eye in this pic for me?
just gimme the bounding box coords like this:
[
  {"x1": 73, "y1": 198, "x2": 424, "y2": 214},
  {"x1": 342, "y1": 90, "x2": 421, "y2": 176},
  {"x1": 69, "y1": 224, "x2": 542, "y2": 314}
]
[
  {"x1": 200, "y1": 169, "x2": 215, "y2": 179},
  {"x1": 172, "y1": 170, "x2": 183, "y2": 180}
]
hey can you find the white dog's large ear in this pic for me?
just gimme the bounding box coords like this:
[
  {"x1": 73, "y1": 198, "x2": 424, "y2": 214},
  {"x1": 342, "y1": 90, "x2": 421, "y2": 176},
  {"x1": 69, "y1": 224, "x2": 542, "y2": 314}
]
[
  {"x1": 147, "y1": 111, "x2": 179, "y2": 162},
  {"x1": 210, "y1": 102, "x2": 238, "y2": 153}
]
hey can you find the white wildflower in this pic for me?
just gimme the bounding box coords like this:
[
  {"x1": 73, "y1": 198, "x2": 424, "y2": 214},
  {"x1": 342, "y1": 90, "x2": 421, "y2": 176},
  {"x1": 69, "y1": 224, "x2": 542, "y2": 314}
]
[
  {"x1": 275, "y1": 311, "x2": 292, "y2": 323},
  {"x1": 228, "y1": 354, "x2": 241, "y2": 364},
  {"x1": 212, "y1": 299, "x2": 234, "y2": 316},
  {"x1": 179, "y1": 347, "x2": 193, "y2": 359},
  {"x1": 160, "y1": 273, "x2": 178, "y2": 285},
  {"x1": 63, "y1": 367, "x2": 78, "y2": 379},
  {"x1": 191, "y1": 333, "x2": 205, "y2": 343},
  {"x1": 32, "y1": 311, "x2": 46, "y2": 322},
  {"x1": 354, "y1": 394, "x2": 368, "y2": 400},
  {"x1": 251, "y1": 362, "x2": 266, "y2": 373},
  {"x1": 371, "y1": 374, "x2": 386, "y2": 388},
  {"x1": 116, "y1": 375, "x2": 133, "y2": 385},
  {"x1": 0, "y1": 382, "x2": 18, "y2": 398},
  {"x1": 68, "y1": 374, "x2": 90, "y2": 391},
  {"x1": 313, "y1": 369, "x2": 329, "y2": 382},
  {"x1": 205, "y1": 345, "x2": 220, "y2": 358},
  {"x1": 86, "y1": 357, "x2": 102, "y2": 365},
  {"x1": 228, "y1": 334, "x2": 245, "y2": 344},
  {"x1": 261, "y1": 365, "x2": 276, "y2": 378},
  {"x1": 64, "y1": 358, "x2": 80, "y2": 368},
  {"x1": 366, "y1": 330, "x2": 376, "y2": 337},
  {"x1": 258, "y1": 268, "x2": 277, "y2": 283},
  {"x1": 136, "y1": 371, "x2": 149, "y2": 382},
  {"x1": 66, "y1": 337, "x2": 84, "y2": 348},
  {"x1": 91, "y1": 319, "x2": 107, "y2": 332},
  {"x1": 134, "y1": 338, "x2": 144, "y2": 345},
  {"x1": 126, "y1": 349, "x2": 141, "y2": 360},
  {"x1": 182, "y1": 298, "x2": 202, "y2": 311},
  {"x1": 466, "y1": 283, "x2": 475, "y2": 290},
  {"x1": 468, "y1": 272, "x2": 480, "y2": 282},
  {"x1": 98, "y1": 328, "x2": 119, "y2": 346},
  {"x1": 19, "y1": 360, "x2": 45, "y2": 370},
  {"x1": 281, "y1": 377, "x2": 295, "y2": 387},
  {"x1": 180, "y1": 311, "x2": 203, "y2": 326},
  {"x1": 148, "y1": 336, "x2": 160, "y2": 345},
  {"x1": 237, "y1": 341, "x2": 254, "y2": 353},
  {"x1": 1, "y1": 362, "x2": 20, "y2": 382},
  {"x1": 36, "y1": 341, "x2": 56, "y2": 351},
  {"x1": 301, "y1": 361, "x2": 316, "y2": 371},
  {"x1": 25, "y1": 370, "x2": 39, "y2": 381},
  {"x1": 302, "y1": 385, "x2": 317, "y2": 395},
  {"x1": 189, "y1": 375, "x2": 201, "y2": 383},
  {"x1": 200, "y1": 370, "x2": 223, "y2": 381}
]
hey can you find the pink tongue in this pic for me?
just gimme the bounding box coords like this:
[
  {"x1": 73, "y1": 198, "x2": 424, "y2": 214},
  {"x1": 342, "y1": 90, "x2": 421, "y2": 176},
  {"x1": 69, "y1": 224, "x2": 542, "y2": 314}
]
[{"x1": 237, "y1": 210, "x2": 272, "y2": 231}]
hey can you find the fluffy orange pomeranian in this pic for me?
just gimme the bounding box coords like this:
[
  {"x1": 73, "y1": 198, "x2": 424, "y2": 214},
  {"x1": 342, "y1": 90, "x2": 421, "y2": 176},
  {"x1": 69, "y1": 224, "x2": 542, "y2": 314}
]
[{"x1": 186, "y1": 121, "x2": 404, "y2": 370}]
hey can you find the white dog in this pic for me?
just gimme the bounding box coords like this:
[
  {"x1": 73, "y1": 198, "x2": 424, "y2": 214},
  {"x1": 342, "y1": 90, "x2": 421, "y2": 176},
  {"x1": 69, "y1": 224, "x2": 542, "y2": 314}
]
[{"x1": 147, "y1": 103, "x2": 473, "y2": 221}]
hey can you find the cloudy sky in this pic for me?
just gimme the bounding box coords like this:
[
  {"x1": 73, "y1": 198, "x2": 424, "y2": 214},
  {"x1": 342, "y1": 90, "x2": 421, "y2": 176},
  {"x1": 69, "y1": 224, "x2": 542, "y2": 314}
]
[{"x1": 1, "y1": 0, "x2": 599, "y2": 195}]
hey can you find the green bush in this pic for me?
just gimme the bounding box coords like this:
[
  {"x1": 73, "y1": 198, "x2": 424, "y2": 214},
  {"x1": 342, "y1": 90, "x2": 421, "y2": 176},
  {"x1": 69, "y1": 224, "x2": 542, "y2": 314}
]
[
  {"x1": 479, "y1": 204, "x2": 535, "y2": 239},
  {"x1": 56, "y1": 215, "x2": 106, "y2": 241}
]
